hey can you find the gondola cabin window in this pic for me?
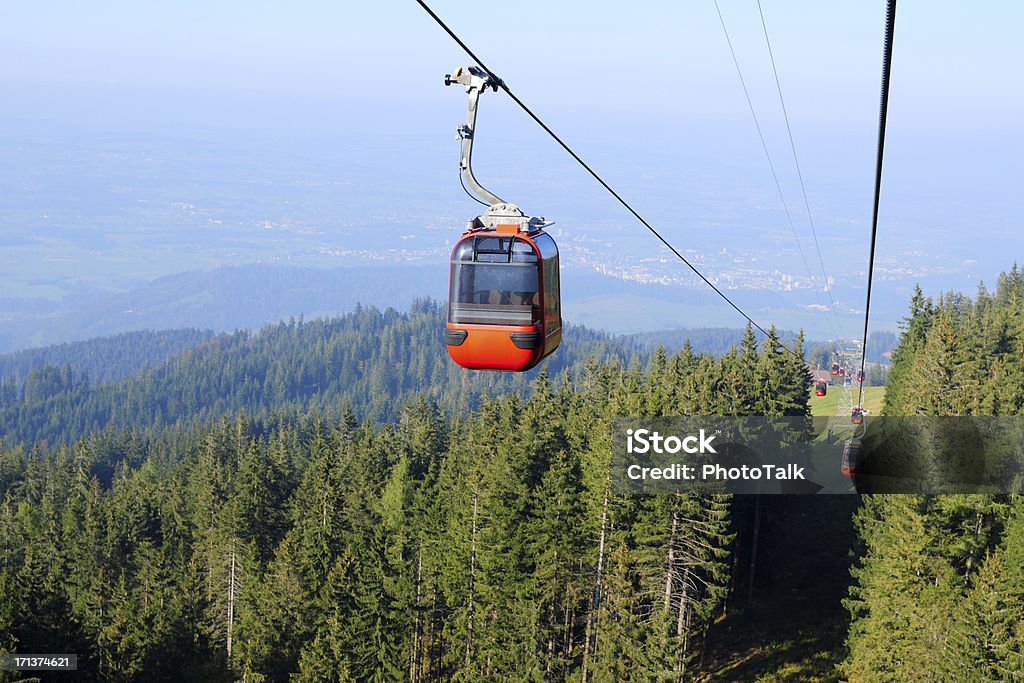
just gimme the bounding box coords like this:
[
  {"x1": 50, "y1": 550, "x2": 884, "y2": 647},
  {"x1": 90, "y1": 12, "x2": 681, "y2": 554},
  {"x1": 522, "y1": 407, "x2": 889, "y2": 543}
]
[{"x1": 449, "y1": 236, "x2": 540, "y2": 326}]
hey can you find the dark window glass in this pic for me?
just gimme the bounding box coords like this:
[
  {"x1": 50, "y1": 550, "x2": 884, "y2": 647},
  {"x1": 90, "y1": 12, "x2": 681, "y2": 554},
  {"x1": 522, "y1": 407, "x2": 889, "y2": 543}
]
[
  {"x1": 533, "y1": 232, "x2": 558, "y2": 260},
  {"x1": 449, "y1": 261, "x2": 539, "y2": 325},
  {"x1": 475, "y1": 236, "x2": 512, "y2": 262},
  {"x1": 511, "y1": 240, "x2": 538, "y2": 263},
  {"x1": 533, "y1": 233, "x2": 561, "y2": 331},
  {"x1": 448, "y1": 235, "x2": 544, "y2": 325},
  {"x1": 452, "y1": 239, "x2": 475, "y2": 262}
]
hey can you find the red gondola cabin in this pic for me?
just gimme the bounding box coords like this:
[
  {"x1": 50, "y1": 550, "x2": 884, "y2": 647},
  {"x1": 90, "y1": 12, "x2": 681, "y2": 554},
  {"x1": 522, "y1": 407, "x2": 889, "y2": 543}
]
[
  {"x1": 815, "y1": 381, "x2": 828, "y2": 397},
  {"x1": 851, "y1": 407, "x2": 865, "y2": 426},
  {"x1": 446, "y1": 223, "x2": 561, "y2": 371},
  {"x1": 856, "y1": 369, "x2": 865, "y2": 383},
  {"x1": 841, "y1": 439, "x2": 864, "y2": 476},
  {"x1": 830, "y1": 363, "x2": 840, "y2": 375}
]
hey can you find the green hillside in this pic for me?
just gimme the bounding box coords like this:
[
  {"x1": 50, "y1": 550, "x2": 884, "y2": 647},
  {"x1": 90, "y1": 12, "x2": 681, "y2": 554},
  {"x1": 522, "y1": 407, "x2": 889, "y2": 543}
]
[
  {"x1": 0, "y1": 328, "x2": 213, "y2": 386},
  {"x1": 843, "y1": 267, "x2": 1024, "y2": 680},
  {"x1": 0, "y1": 301, "x2": 647, "y2": 447},
  {"x1": 809, "y1": 385, "x2": 886, "y2": 418}
]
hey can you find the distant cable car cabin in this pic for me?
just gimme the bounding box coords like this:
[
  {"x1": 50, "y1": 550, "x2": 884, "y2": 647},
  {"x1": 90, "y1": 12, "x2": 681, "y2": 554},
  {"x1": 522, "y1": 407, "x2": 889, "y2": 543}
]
[
  {"x1": 841, "y1": 439, "x2": 864, "y2": 477},
  {"x1": 851, "y1": 406, "x2": 865, "y2": 426},
  {"x1": 830, "y1": 363, "x2": 840, "y2": 376},
  {"x1": 815, "y1": 381, "x2": 828, "y2": 397},
  {"x1": 839, "y1": 365, "x2": 848, "y2": 378},
  {"x1": 856, "y1": 369, "x2": 865, "y2": 383},
  {"x1": 443, "y1": 66, "x2": 561, "y2": 371}
]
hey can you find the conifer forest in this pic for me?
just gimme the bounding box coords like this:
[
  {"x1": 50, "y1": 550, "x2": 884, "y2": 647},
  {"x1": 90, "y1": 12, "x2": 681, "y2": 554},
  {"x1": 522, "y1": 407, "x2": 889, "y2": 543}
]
[{"x1": 1, "y1": 268, "x2": 1023, "y2": 681}]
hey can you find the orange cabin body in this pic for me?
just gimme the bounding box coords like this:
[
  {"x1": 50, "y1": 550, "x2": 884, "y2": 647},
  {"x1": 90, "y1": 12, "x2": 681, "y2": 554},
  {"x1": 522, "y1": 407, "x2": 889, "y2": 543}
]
[
  {"x1": 841, "y1": 441, "x2": 864, "y2": 477},
  {"x1": 445, "y1": 227, "x2": 561, "y2": 371},
  {"x1": 815, "y1": 381, "x2": 828, "y2": 397}
]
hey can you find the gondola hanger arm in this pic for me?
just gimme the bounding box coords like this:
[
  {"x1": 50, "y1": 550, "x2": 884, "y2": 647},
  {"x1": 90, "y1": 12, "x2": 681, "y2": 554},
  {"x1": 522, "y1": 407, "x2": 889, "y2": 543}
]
[{"x1": 446, "y1": 66, "x2": 504, "y2": 206}]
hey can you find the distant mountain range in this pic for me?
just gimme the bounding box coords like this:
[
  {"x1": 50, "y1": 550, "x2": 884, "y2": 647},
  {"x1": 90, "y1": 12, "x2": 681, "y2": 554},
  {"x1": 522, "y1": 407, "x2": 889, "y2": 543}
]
[
  {"x1": 0, "y1": 262, "x2": 901, "y2": 354},
  {"x1": 0, "y1": 264, "x2": 445, "y2": 353}
]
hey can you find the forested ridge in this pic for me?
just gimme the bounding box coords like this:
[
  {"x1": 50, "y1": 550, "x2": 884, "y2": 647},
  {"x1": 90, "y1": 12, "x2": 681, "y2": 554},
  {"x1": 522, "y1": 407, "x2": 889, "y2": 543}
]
[
  {"x1": 2, "y1": 301, "x2": 866, "y2": 450},
  {"x1": 0, "y1": 329, "x2": 214, "y2": 387},
  {"x1": 634, "y1": 328, "x2": 897, "y2": 368},
  {"x1": 0, "y1": 302, "x2": 645, "y2": 449},
  {"x1": 844, "y1": 266, "x2": 1024, "y2": 680},
  {"x1": 0, "y1": 326, "x2": 816, "y2": 681}
]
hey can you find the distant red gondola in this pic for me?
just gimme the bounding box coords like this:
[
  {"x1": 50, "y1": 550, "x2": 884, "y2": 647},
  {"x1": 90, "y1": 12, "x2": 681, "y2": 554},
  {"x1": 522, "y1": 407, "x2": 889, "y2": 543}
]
[
  {"x1": 841, "y1": 439, "x2": 864, "y2": 477},
  {"x1": 830, "y1": 363, "x2": 840, "y2": 376},
  {"x1": 851, "y1": 406, "x2": 865, "y2": 426},
  {"x1": 856, "y1": 370, "x2": 865, "y2": 383},
  {"x1": 815, "y1": 380, "x2": 828, "y2": 397}
]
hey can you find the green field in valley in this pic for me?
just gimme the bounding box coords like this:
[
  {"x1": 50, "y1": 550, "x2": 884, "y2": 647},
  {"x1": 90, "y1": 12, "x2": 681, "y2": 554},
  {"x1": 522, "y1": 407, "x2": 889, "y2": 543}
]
[{"x1": 809, "y1": 384, "x2": 886, "y2": 418}]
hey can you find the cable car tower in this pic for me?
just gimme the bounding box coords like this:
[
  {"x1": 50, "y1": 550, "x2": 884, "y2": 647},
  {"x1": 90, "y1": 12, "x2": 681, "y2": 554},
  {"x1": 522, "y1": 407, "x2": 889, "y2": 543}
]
[{"x1": 443, "y1": 67, "x2": 562, "y2": 371}]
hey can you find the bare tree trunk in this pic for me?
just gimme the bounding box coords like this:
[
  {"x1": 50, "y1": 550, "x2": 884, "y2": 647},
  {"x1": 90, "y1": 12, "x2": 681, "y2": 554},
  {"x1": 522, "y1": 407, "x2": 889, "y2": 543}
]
[
  {"x1": 747, "y1": 496, "x2": 761, "y2": 605},
  {"x1": 547, "y1": 549, "x2": 557, "y2": 674},
  {"x1": 547, "y1": 602, "x2": 555, "y2": 674},
  {"x1": 466, "y1": 491, "x2": 478, "y2": 666},
  {"x1": 582, "y1": 484, "x2": 610, "y2": 683},
  {"x1": 411, "y1": 550, "x2": 423, "y2": 682},
  {"x1": 665, "y1": 510, "x2": 679, "y2": 612},
  {"x1": 675, "y1": 567, "x2": 691, "y2": 681},
  {"x1": 429, "y1": 589, "x2": 439, "y2": 682},
  {"x1": 699, "y1": 623, "x2": 709, "y2": 671},
  {"x1": 563, "y1": 592, "x2": 573, "y2": 673},
  {"x1": 227, "y1": 542, "x2": 236, "y2": 659},
  {"x1": 724, "y1": 529, "x2": 741, "y2": 618},
  {"x1": 963, "y1": 510, "x2": 985, "y2": 587}
]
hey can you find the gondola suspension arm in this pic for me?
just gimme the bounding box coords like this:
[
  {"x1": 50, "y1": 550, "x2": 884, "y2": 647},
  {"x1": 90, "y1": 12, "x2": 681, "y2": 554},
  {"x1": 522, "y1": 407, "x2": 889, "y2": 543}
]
[{"x1": 446, "y1": 66, "x2": 504, "y2": 206}]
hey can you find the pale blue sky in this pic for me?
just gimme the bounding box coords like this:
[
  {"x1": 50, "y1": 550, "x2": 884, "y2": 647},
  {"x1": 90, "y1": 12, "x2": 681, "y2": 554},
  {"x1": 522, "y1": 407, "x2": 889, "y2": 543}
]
[
  {"x1": 1, "y1": 1, "x2": 1021, "y2": 130},
  {"x1": 0, "y1": 1, "x2": 1021, "y2": 338}
]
